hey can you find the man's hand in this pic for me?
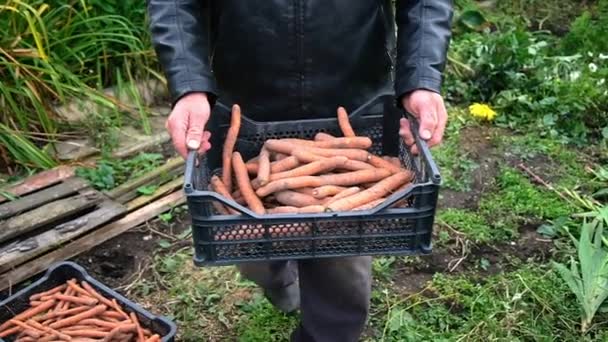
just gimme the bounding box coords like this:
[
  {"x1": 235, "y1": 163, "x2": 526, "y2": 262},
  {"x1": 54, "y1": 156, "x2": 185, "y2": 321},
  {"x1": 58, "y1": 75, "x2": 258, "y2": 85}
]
[
  {"x1": 399, "y1": 90, "x2": 447, "y2": 154},
  {"x1": 166, "y1": 92, "x2": 212, "y2": 159}
]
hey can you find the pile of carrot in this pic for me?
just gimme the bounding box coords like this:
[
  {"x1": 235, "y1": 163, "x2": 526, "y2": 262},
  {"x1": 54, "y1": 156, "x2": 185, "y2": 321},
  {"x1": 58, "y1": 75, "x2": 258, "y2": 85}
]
[
  {"x1": 0, "y1": 279, "x2": 161, "y2": 342},
  {"x1": 210, "y1": 105, "x2": 414, "y2": 216}
]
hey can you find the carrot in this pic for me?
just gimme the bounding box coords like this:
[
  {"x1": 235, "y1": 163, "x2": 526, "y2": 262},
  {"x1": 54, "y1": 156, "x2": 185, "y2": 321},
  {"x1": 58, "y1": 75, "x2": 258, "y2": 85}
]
[
  {"x1": 274, "y1": 153, "x2": 289, "y2": 160},
  {"x1": 222, "y1": 104, "x2": 242, "y2": 193},
  {"x1": 312, "y1": 185, "x2": 347, "y2": 199},
  {"x1": 29, "y1": 301, "x2": 44, "y2": 306},
  {"x1": 233, "y1": 152, "x2": 265, "y2": 214},
  {"x1": 63, "y1": 330, "x2": 109, "y2": 338},
  {"x1": 281, "y1": 137, "x2": 372, "y2": 149},
  {"x1": 354, "y1": 198, "x2": 386, "y2": 210},
  {"x1": 8, "y1": 321, "x2": 41, "y2": 339},
  {"x1": 210, "y1": 175, "x2": 239, "y2": 215},
  {"x1": 146, "y1": 334, "x2": 161, "y2": 342},
  {"x1": 270, "y1": 156, "x2": 300, "y2": 173},
  {"x1": 275, "y1": 191, "x2": 323, "y2": 207},
  {"x1": 130, "y1": 312, "x2": 146, "y2": 342},
  {"x1": 246, "y1": 162, "x2": 258, "y2": 175},
  {"x1": 269, "y1": 156, "x2": 348, "y2": 181},
  {"x1": 59, "y1": 286, "x2": 75, "y2": 310},
  {"x1": 294, "y1": 187, "x2": 315, "y2": 196},
  {"x1": 314, "y1": 132, "x2": 335, "y2": 141},
  {"x1": 368, "y1": 155, "x2": 402, "y2": 174},
  {"x1": 291, "y1": 150, "x2": 325, "y2": 164},
  {"x1": 29, "y1": 284, "x2": 67, "y2": 302},
  {"x1": 337, "y1": 107, "x2": 356, "y2": 137},
  {"x1": 341, "y1": 159, "x2": 375, "y2": 171},
  {"x1": 209, "y1": 183, "x2": 230, "y2": 215},
  {"x1": 49, "y1": 294, "x2": 98, "y2": 306},
  {"x1": 26, "y1": 320, "x2": 71, "y2": 341},
  {"x1": 49, "y1": 304, "x2": 107, "y2": 329},
  {"x1": 267, "y1": 205, "x2": 326, "y2": 214},
  {"x1": 37, "y1": 306, "x2": 90, "y2": 322},
  {"x1": 323, "y1": 187, "x2": 361, "y2": 205},
  {"x1": 388, "y1": 157, "x2": 402, "y2": 169},
  {"x1": 0, "y1": 299, "x2": 56, "y2": 331},
  {"x1": 327, "y1": 171, "x2": 412, "y2": 211},
  {"x1": 111, "y1": 299, "x2": 130, "y2": 321},
  {"x1": 256, "y1": 169, "x2": 391, "y2": 197},
  {"x1": 79, "y1": 318, "x2": 120, "y2": 330},
  {"x1": 80, "y1": 282, "x2": 115, "y2": 310},
  {"x1": 0, "y1": 325, "x2": 20, "y2": 338},
  {"x1": 256, "y1": 148, "x2": 271, "y2": 186},
  {"x1": 265, "y1": 141, "x2": 370, "y2": 162},
  {"x1": 67, "y1": 280, "x2": 94, "y2": 298}
]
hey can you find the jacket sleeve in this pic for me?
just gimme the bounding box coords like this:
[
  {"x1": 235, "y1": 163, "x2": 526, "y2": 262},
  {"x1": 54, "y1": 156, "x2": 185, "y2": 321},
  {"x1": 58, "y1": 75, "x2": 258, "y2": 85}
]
[
  {"x1": 394, "y1": 0, "x2": 454, "y2": 100},
  {"x1": 147, "y1": 0, "x2": 218, "y2": 105}
]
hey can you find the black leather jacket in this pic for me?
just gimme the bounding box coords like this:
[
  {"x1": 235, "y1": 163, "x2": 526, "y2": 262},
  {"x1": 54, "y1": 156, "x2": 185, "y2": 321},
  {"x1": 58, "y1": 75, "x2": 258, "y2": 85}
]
[{"x1": 148, "y1": 0, "x2": 453, "y2": 121}]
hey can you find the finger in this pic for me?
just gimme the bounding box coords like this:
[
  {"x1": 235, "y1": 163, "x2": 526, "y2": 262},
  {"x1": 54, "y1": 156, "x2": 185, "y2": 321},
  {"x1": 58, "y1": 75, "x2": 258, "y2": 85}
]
[
  {"x1": 198, "y1": 130, "x2": 212, "y2": 153},
  {"x1": 427, "y1": 101, "x2": 448, "y2": 148},
  {"x1": 167, "y1": 117, "x2": 188, "y2": 159},
  {"x1": 186, "y1": 106, "x2": 211, "y2": 151},
  {"x1": 417, "y1": 106, "x2": 438, "y2": 141},
  {"x1": 399, "y1": 118, "x2": 415, "y2": 146}
]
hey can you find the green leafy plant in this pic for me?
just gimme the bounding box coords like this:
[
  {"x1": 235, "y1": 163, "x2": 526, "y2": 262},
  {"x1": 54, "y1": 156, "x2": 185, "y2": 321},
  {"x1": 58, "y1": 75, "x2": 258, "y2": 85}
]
[{"x1": 554, "y1": 218, "x2": 608, "y2": 333}]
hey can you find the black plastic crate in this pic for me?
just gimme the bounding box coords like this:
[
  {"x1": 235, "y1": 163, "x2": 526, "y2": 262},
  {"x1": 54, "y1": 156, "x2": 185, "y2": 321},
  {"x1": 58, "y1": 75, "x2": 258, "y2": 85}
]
[
  {"x1": 0, "y1": 261, "x2": 176, "y2": 342},
  {"x1": 184, "y1": 93, "x2": 441, "y2": 266}
]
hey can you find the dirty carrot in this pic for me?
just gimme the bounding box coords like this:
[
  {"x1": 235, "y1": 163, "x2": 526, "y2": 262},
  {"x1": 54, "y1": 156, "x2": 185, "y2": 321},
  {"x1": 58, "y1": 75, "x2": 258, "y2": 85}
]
[
  {"x1": 265, "y1": 140, "x2": 370, "y2": 162},
  {"x1": 130, "y1": 312, "x2": 146, "y2": 342},
  {"x1": 49, "y1": 304, "x2": 107, "y2": 329},
  {"x1": 271, "y1": 156, "x2": 300, "y2": 173},
  {"x1": 337, "y1": 107, "x2": 356, "y2": 137},
  {"x1": 0, "y1": 299, "x2": 56, "y2": 331},
  {"x1": 275, "y1": 191, "x2": 323, "y2": 207},
  {"x1": 257, "y1": 169, "x2": 391, "y2": 197},
  {"x1": 29, "y1": 284, "x2": 67, "y2": 302},
  {"x1": 312, "y1": 185, "x2": 348, "y2": 199},
  {"x1": 256, "y1": 148, "x2": 271, "y2": 186},
  {"x1": 323, "y1": 187, "x2": 361, "y2": 205},
  {"x1": 267, "y1": 205, "x2": 326, "y2": 214},
  {"x1": 327, "y1": 171, "x2": 412, "y2": 211},
  {"x1": 222, "y1": 104, "x2": 242, "y2": 192},
  {"x1": 233, "y1": 152, "x2": 266, "y2": 214},
  {"x1": 210, "y1": 175, "x2": 239, "y2": 215},
  {"x1": 341, "y1": 159, "x2": 375, "y2": 171},
  {"x1": 353, "y1": 198, "x2": 386, "y2": 211},
  {"x1": 49, "y1": 294, "x2": 98, "y2": 306},
  {"x1": 269, "y1": 156, "x2": 348, "y2": 181},
  {"x1": 368, "y1": 155, "x2": 402, "y2": 174}
]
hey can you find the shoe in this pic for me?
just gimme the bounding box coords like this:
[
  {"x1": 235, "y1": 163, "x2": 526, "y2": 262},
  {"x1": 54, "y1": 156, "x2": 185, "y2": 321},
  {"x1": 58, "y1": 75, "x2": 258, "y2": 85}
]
[{"x1": 264, "y1": 281, "x2": 300, "y2": 313}]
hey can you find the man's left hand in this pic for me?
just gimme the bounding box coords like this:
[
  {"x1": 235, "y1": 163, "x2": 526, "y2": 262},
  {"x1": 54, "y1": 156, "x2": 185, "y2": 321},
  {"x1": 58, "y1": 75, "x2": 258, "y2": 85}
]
[{"x1": 400, "y1": 89, "x2": 448, "y2": 154}]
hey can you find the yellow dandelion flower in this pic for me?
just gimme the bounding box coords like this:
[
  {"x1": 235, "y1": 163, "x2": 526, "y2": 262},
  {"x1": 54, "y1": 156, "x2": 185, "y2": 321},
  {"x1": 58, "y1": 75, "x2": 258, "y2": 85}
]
[{"x1": 468, "y1": 103, "x2": 497, "y2": 121}]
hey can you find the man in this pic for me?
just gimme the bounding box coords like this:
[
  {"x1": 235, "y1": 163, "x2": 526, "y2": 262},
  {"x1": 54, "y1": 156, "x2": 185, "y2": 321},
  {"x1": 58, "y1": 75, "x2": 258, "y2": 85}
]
[{"x1": 148, "y1": 1, "x2": 453, "y2": 341}]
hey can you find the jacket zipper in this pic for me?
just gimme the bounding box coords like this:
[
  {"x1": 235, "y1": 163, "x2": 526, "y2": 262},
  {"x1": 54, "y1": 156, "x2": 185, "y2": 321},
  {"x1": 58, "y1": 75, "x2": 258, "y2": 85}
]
[{"x1": 295, "y1": 0, "x2": 304, "y2": 114}]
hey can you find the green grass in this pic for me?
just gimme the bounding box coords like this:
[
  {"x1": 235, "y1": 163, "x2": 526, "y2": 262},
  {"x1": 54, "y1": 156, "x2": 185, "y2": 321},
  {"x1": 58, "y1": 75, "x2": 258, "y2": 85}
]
[
  {"x1": 75, "y1": 152, "x2": 164, "y2": 190},
  {"x1": 370, "y1": 265, "x2": 608, "y2": 341},
  {"x1": 437, "y1": 208, "x2": 513, "y2": 244}
]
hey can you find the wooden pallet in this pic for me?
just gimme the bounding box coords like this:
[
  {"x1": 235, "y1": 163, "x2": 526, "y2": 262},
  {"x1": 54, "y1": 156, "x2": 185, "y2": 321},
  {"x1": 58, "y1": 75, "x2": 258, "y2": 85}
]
[
  {"x1": 0, "y1": 160, "x2": 186, "y2": 291},
  {"x1": 0, "y1": 171, "x2": 127, "y2": 289}
]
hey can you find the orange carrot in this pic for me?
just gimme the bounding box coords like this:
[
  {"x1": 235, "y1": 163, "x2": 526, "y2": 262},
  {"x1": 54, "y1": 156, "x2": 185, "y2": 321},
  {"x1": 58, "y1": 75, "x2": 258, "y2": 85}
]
[
  {"x1": 111, "y1": 299, "x2": 130, "y2": 321},
  {"x1": 368, "y1": 155, "x2": 401, "y2": 174},
  {"x1": 312, "y1": 185, "x2": 348, "y2": 199},
  {"x1": 58, "y1": 286, "x2": 75, "y2": 311},
  {"x1": 7, "y1": 321, "x2": 41, "y2": 339},
  {"x1": 294, "y1": 187, "x2": 315, "y2": 196},
  {"x1": 275, "y1": 191, "x2": 323, "y2": 207},
  {"x1": 210, "y1": 175, "x2": 239, "y2": 215},
  {"x1": 265, "y1": 141, "x2": 370, "y2": 162},
  {"x1": 323, "y1": 187, "x2": 361, "y2": 205},
  {"x1": 64, "y1": 330, "x2": 109, "y2": 338},
  {"x1": 130, "y1": 312, "x2": 146, "y2": 342},
  {"x1": 246, "y1": 161, "x2": 259, "y2": 175},
  {"x1": 67, "y1": 280, "x2": 94, "y2": 298},
  {"x1": 146, "y1": 334, "x2": 162, "y2": 342},
  {"x1": 269, "y1": 156, "x2": 348, "y2": 181},
  {"x1": 314, "y1": 132, "x2": 335, "y2": 141},
  {"x1": 256, "y1": 148, "x2": 271, "y2": 186},
  {"x1": 327, "y1": 171, "x2": 412, "y2": 211},
  {"x1": 29, "y1": 284, "x2": 67, "y2": 302},
  {"x1": 0, "y1": 325, "x2": 20, "y2": 338},
  {"x1": 0, "y1": 299, "x2": 56, "y2": 331},
  {"x1": 341, "y1": 159, "x2": 375, "y2": 171},
  {"x1": 267, "y1": 205, "x2": 326, "y2": 214},
  {"x1": 222, "y1": 104, "x2": 242, "y2": 193},
  {"x1": 281, "y1": 137, "x2": 372, "y2": 149},
  {"x1": 353, "y1": 198, "x2": 386, "y2": 210},
  {"x1": 271, "y1": 156, "x2": 300, "y2": 173},
  {"x1": 48, "y1": 294, "x2": 97, "y2": 306},
  {"x1": 274, "y1": 153, "x2": 289, "y2": 160},
  {"x1": 26, "y1": 320, "x2": 71, "y2": 341},
  {"x1": 256, "y1": 169, "x2": 391, "y2": 197},
  {"x1": 233, "y1": 152, "x2": 265, "y2": 214},
  {"x1": 337, "y1": 107, "x2": 356, "y2": 137},
  {"x1": 49, "y1": 305, "x2": 107, "y2": 329},
  {"x1": 29, "y1": 301, "x2": 44, "y2": 306},
  {"x1": 291, "y1": 150, "x2": 326, "y2": 164},
  {"x1": 37, "y1": 306, "x2": 90, "y2": 322}
]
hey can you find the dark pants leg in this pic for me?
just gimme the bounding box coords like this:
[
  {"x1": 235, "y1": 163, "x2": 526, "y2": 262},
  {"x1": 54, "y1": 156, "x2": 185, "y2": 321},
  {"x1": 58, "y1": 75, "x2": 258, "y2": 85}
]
[{"x1": 238, "y1": 256, "x2": 372, "y2": 342}]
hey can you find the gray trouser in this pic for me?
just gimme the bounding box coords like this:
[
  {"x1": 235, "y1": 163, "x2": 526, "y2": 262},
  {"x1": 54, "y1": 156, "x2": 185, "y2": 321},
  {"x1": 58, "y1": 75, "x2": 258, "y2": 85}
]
[{"x1": 238, "y1": 256, "x2": 372, "y2": 342}]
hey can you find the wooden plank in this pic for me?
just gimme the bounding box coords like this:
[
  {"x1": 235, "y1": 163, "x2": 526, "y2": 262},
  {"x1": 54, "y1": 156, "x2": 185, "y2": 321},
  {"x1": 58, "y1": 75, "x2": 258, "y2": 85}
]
[
  {"x1": 115, "y1": 167, "x2": 183, "y2": 205},
  {"x1": 105, "y1": 157, "x2": 184, "y2": 200},
  {"x1": 126, "y1": 176, "x2": 184, "y2": 211},
  {"x1": 0, "y1": 200, "x2": 126, "y2": 274},
  {"x1": 0, "y1": 166, "x2": 75, "y2": 203},
  {"x1": 0, "y1": 190, "x2": 185, "y2": 291},
  {"x1": 0, "y1": 190, "x2": 102, "y2": 244},
  {"x1": 0, "y1": 178, "x2": 89, "y2": 220}
]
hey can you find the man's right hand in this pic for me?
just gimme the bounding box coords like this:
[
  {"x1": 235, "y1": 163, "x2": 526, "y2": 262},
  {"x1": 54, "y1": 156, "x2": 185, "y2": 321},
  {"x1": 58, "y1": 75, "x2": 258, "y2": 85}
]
[{"x1": 165, "y1": 92, "x2": 212, "y2": 159}]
